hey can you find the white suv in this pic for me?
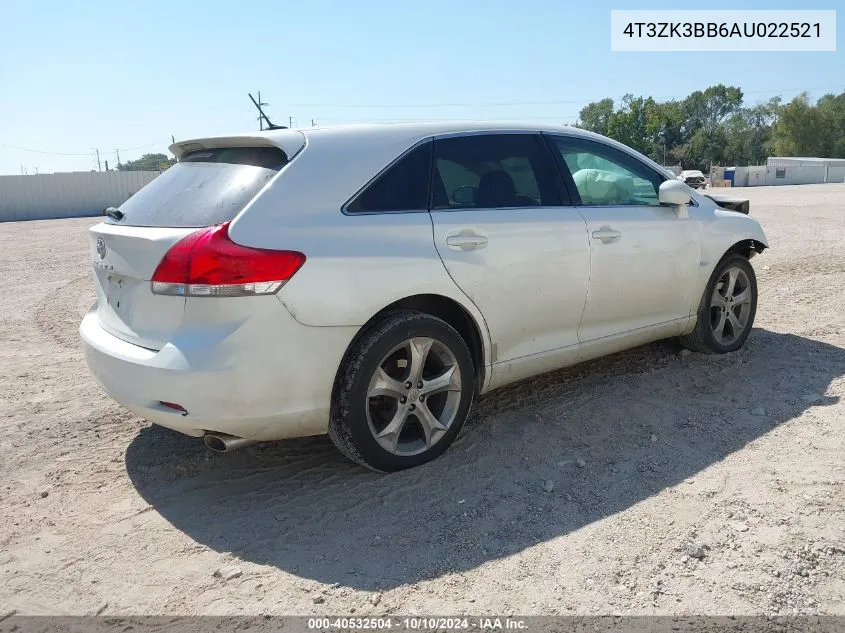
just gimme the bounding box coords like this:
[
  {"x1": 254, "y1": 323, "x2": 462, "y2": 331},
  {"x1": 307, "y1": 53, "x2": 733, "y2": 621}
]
[{"x1": 80, "y1": 122, "x2": 768, "y2": 471}]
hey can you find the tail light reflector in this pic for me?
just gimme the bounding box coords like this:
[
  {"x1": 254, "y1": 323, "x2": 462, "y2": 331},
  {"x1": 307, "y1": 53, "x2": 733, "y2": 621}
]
[
  {"x1": 151, "y1": 223, "x2": 305, "y2": 297},
  {"x1": 159, "y1": 401, "x2": 188, "y2": 416}
]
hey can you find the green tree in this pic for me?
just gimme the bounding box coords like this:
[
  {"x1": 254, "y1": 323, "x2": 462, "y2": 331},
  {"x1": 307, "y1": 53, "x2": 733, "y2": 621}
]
[
  {"x1": 679, "y1": 85, "x2": 744, "y2": 170},
  {"x1": 576, "y1": 85, "x2": 845, "y2": 171},
  {"x1": 807, "y1": 92, "x2": 845, "y2": 157},
  {"x1": 646, "y1": 100, "x2": 686, "y2": 164},
  {"x1": 577, "y1": 98, "x2": 615, "y2": 137},
  {"x1": 117, "y1": 153, "x2": 176, "y2": 171},
  {"x1": 604, "y1": 95, "x2": 658, "y2": 156},
  {"x1": 723, "y1": 98, "x2": 780, "y2": 166},
  {"x1": 761, "y1": 91, "x2": 845, "y2": 158},
  {"x1": 681, "y1": 85, "x2": 744, "y2": 135}
]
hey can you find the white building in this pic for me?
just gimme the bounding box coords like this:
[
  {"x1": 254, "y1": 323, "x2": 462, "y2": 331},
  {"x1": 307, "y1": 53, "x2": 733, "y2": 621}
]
[
  {"x1": 767, "y1": 157, "x2": 845, "y2": 168},
  {"x1": 725, "y1": 157, "x2": 845, "y2": 187}
]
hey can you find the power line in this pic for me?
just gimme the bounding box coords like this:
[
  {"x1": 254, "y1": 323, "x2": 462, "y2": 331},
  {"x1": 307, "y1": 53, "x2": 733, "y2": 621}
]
[
  {"x1": 282, "y1": 86, "x2": 842, "y2": 109},
  {"x1": 117, "y1": 140, "x2": 172, "y2": 152},
  {"x1": 0, "y1": 138, "x2": 171, "y2": 157},
  {"x1": 0, "y1": 143, "x2": 95, "y2": 156}
]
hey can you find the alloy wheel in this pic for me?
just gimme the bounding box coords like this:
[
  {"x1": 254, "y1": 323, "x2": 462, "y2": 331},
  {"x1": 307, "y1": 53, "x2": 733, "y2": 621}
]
[
  {"x1": 365, "y1": 337, "x2": 463, "y2": 456},
  {"x1": 709, "y1": 265, "x2": 753, "y2": 346}
]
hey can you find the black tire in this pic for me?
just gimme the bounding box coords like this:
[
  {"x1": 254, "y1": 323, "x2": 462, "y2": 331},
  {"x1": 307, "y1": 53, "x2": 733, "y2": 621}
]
[
  {"x1": 329, "y1": 310, "x2": 476, "y2": 472},
  {"x1": 680, "y1": 253, "x2": 758, "y2": 354}
]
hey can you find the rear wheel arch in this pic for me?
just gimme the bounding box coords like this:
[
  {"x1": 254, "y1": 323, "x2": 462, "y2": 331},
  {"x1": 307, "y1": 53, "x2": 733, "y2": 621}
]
[{"x1": 334, "y1": 294, "x2": 487, "y2": 396}]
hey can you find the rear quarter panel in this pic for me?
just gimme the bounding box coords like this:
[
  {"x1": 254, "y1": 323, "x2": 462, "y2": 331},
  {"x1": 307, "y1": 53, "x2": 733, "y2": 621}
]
[{"x1": 225, "y1": 129, "x2": 493, "y2": 377}]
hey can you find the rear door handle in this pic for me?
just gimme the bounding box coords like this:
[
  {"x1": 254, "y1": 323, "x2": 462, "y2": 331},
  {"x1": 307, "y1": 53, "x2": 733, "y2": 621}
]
[
  {"x1": 446, "y1": 234, "x2": 488, "y2": 251},
  {"x1": 591, "y1": 227, "x2": 622, "y2": 243}
]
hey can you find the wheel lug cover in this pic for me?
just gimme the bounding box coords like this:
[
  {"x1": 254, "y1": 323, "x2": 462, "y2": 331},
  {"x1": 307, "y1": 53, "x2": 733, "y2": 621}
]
[{"x1": 417, "y1": 381, "x2": 423, "y2": 388}]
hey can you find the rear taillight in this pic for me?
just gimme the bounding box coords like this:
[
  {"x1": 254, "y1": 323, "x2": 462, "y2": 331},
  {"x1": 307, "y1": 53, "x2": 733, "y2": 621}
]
[{"x1": 151, "y1": 223, "x2": 305, "y2": 297}]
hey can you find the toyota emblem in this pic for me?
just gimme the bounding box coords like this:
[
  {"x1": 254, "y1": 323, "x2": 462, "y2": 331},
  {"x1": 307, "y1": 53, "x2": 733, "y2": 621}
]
[{"x1": 96, "y1": 238, "x2": 106, "y2": 259}]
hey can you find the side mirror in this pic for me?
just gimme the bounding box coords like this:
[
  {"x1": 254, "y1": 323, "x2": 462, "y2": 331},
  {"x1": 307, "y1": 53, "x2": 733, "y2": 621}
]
[{"x1": 658, "y1": 179, "x2": 691, "y2": 217}]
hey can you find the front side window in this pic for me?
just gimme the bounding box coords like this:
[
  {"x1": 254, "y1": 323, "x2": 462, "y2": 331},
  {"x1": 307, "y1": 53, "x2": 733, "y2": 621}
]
[
  {"x1": 347, "y1": 141, "x2": 432, "y2": 213},
  {"x1": 548, "y1": 137, "x2": 664, "y2": 207},
  {"x1": 431, "y1": 134, "x2": 561, "y2": 210}
]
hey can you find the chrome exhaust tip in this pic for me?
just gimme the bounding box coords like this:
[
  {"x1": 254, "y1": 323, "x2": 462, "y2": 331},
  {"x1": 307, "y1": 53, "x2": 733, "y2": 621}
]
[{"x1": 203, "y1": 432, "x2": 258, "y2": 453}]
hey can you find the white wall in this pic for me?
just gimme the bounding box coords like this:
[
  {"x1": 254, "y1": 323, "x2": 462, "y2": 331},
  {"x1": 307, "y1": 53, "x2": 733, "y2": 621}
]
[
  {"x1": 765, "y1": 165, "x2": 826, "y2": 186},
  {"x1": 747, "y1": 166, "x2": 767, "y2": 186},
  {"x1": 732, "y1": 166, "x2": 749, "y2": 187},
  {"x1": 0, "y1": 171, "x2": 159, "y2": 222},
  {"x1": 828, "y1": 166, "x2": 845, "y2": 183}
]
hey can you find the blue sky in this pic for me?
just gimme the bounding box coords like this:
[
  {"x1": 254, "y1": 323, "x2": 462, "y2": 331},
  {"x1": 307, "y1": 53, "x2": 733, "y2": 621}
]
[{"x1": 0, "y1": 0, "x2": 841, "y2": 174}]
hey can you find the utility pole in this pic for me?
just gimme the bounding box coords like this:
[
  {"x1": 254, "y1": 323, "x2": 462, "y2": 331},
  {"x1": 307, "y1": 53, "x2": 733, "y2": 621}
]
[
  {"x1": 91, "y1": 148, "x2": 101, "y2": 172},
  {"x1": 255, "y1": 91, "x2": 270, "y2": 130},
  {"x1": 115, "y1": 149, "x2": 121, "y2": 165},
  {"x1": 105, "y1": 160, "x2": 109, "y2": 172},
  {"x1": 312, "y1": 119, "x2": 316, "y2": 127},
  {"x1": 289, "y1": 116, "x2": 293, "y2": 128},
  {"x1": 248, "y1": 93, "x2": 284, "y2": 130}
]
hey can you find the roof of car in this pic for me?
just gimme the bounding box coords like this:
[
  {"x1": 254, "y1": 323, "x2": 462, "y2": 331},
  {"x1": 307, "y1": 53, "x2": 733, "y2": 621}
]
[
  {"x1": 291, "y1": 120, "x2": 597, "y2": 140},
  {"x1": 169, "y1": 121, "x2": 676, "y2": 181},
  {"x1": 171, "y1": 120, "x2": 615, "y2": 162}
]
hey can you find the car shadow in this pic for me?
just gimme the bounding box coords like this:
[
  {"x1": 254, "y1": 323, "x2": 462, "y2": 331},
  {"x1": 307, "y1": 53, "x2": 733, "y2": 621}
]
[{"x1": 125, "y1": 329, "x2": 844, "y2": 591}]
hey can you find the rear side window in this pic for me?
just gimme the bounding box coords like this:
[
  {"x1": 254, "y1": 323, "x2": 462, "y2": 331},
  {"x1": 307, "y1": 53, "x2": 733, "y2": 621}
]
[
  {"x1": 110, "y1": 146, "x2": 288, "y2": 228},
  {"x1": 431, "y1": 134, "x2": 561, "y2": 210},
  {"x1": 347, "y1": 141, "x2": 432, "y2": 213}
]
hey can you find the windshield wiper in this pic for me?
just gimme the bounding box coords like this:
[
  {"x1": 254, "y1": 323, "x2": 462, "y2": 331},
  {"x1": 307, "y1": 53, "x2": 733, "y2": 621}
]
[{"x1": 104, "y1": 207, "x2": 124, "y2": 221}]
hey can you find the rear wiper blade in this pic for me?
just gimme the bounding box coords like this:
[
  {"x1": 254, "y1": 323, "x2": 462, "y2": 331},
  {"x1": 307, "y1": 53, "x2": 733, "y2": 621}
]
[{"x1": 104, "y1": 207, "x2": 124, "y2": 221}]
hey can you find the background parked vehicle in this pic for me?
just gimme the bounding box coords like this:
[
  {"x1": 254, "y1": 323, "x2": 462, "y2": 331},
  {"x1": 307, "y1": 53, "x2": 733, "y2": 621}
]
[{"x1": 681, "y1": 169, "x2": 708, "y2": 189}]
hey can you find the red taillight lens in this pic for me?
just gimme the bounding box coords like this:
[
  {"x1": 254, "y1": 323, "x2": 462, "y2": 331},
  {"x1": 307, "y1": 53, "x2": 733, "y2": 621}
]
[{"x1": 151, "y1": 223, "x2": 305, "y2": 297}]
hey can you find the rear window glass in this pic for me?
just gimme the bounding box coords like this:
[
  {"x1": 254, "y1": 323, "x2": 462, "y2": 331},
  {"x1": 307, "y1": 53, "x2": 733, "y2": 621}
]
[
  {"x1": 109, "y1": 146, "x2": 288, "y2": 228},
  {"x1": 346, "y1": 141, "x2": 432, "y2": 213}
]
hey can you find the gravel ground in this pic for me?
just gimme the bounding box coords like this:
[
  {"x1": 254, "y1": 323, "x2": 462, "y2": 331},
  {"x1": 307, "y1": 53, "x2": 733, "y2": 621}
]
[{"x1": 1, "y1": 184, "x2": 843, "y2": 617}]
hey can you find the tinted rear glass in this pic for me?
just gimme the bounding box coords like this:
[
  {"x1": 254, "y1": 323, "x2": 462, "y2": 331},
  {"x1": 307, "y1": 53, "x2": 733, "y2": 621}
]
[
  {"x1": 109, "y1": 146, "x2": 288, "y2": 228},
  {"x1": 346, "y1": 141, "x2": 432, "y2": 213}
]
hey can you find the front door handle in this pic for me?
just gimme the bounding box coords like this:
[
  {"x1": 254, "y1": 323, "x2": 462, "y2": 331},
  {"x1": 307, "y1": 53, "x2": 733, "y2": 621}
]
[
  {"x1": 591, "y1": 226, "x2": 622, "y2": 243},
  {"x1": 446, "y1": 234, "x2": 488, "y2": 251}
]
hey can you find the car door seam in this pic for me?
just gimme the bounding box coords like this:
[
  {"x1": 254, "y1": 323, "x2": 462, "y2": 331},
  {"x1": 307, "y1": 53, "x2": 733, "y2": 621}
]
[
  {"x1": 574, "y1": 207, "x2": 592, "y2": 346},
  {"x1": 426, "y1": 210, "x2": 496, "y2": 367}
]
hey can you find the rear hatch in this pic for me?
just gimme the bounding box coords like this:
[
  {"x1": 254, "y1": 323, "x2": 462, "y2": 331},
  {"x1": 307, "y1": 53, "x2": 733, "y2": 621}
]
[{"x1": 88, "y1": 136, "x2": 304, "y2": 350}]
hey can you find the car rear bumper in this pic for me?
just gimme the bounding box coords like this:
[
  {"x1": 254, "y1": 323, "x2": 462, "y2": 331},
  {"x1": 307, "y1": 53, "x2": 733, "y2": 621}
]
[{"x1": 79, "y1": 306, "x2": 358, "y2": 441}]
